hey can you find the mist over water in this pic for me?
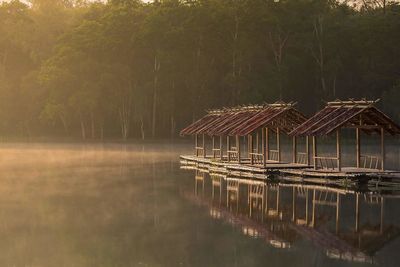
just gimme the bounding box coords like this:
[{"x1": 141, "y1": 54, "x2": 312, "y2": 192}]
[{"x1": 0, "y1": 142, "x2": 399, "y2": 267}]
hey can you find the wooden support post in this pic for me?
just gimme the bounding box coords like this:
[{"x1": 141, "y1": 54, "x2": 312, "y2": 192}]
[
  {"x1": 227, "y1": 136, "x2": 230, "y2": 162},
  {"x1": 306, "y1": 136, "x2": 310, "y2": 165},
  {"x1": 202, "y1": 134, "x2": 206, "y2": 158},
  {"x1": 277, "y1": 127, "x2": 281, "y2": 162},
  {"x1": 356, "y1": 128, "x2": 361, "y2": 168},
  {"x1": 262, "y1": 128, "x2": 266, "y2": 167},
  {"x1": 212, "y1": 136, "x2": 215, "y2": 158},
  {"x1": 236, "y1": 135, "x2": 241, "y2": 163},
  {"x1": 220, "y1": 136, "x2": 223, "y2": 160},
  {"x1": 256, "y1": 132, "x2": 259, "y2": 153},
  {"x1": 313, "y1": 136, "x2": 317, "y2": 170},
  {"x1": 292, "y1": 136, "x2": 297, "y2": 164},
  {"x1": 336, "y1": 130, "x2": 341, "y2": 172},
  {"x1": 247, "y1": 135, "x2": 250, "y2": 157},
  {"x1": 195, "y1": 134, "x2": 198, "y2": 156},
  {"x1": 266, "y1": 128, "x2": 269, "y2": 161},
  {"x1": 249, "y1": 134, "x2": 253, "y2": 165},
  {"x1": 381, "y1": 127, "x2": 385, "y2": 171}
]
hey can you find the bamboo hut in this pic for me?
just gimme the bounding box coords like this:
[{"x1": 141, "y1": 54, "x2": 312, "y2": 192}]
[
  {"x1": 289, "y1": 99, "x2": 400, "y2": 172},
  {"x1": 180, "y1": 102, "x2": 308, "y2": 167}
]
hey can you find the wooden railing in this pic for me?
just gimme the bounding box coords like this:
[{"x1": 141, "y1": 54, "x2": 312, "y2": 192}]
[
  {"x1": 296, "y1": 152, "x2": 308, "y2": 165},
  {"x1": 195, "y1": 146, "x2": 205, "y2": 157},
  {"x1": 360, "y1": 154, "x2": 381, "y2": 170},
  {"x1": 227, "y1": 147, "x2": 239, "y2": 162},
  {"x1": 314, "y1": 156, "x2": 338, "y2": 170},
  {"x1": 249, "y1": 149, "x2": 264, "y2": 165},
  {"x1": 212, "y1": 147, "x2": 222, "y2": 158},
  {"x1": 269, "y1": 150, "x2": 280, "y2": 162}
]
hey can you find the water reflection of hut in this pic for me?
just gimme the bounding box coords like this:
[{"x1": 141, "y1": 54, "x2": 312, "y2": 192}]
[
  {"x1": 290, "y1": 99, "x2": 400, "y2": 173},
  {"x1": 180, "y1": 102, "x2": 308, "y2": 167},
  {"x1": 183, "y1": 167, "x2": 400, "y2": 263}
]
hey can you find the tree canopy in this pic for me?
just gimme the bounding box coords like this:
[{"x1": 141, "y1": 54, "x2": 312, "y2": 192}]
[{"x1": 1, "y1": 0, "x2": 400, "y2": 139}]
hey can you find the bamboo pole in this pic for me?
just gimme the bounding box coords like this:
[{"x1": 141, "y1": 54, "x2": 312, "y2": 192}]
[
  {"x1": 381, "y1": 127, "x2": 385, "y2": 171},
  {"x1": 292, "y1": 136, "x2": 297, "y2": 163},
  {"x1": 306, "y1": 136, "x2": 310, "y2": 165},
  {"x1": 220, "y1": 136, "x2": 223, "y2": 160},
  {"x1": 262, "y1": 128, "x2": 266, "y2": 166},
  {"x1": 212, "y1": 136, "x2": 215, "y2": 158},
  {"x1": 266, "y1": 128, "x2": 269, "y2": 161},
  {"x1": 313, "y1": 136, "x2": 317, "y2": 170},
  {"x1": 256, "y1": 132, "x2": 259, "y2": 153},
  {"x1": 277, "y1": 127, "x2": 281, "y2": 162},
  {"x1": 227, "y1": 136, "x2": 230, "y2": 162},
  {"x1": 250, "y1": 134, "x2": 253, "y2": 165},
  {"x1": 195, "y1": 134, "x2": 198, "y2": 156},
  {"x1": 202, "y1": 134, "x2": 206, "y2": 158},
  {"x1": 236, "y1": 135, "x2": 241, "y2": 163},
  {"x1": 336, "y1": 130, "x2": 341, "y2": 171},
  {"x1": 356, "y1": 128, "x2": 360, "y2": 168}
]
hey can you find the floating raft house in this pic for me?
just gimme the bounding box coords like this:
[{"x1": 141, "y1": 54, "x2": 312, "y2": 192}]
[
  {"x1": 180, "y1": 102, "x2": 309, "y2": 170},
  {"x1": 180, "y1": 100, "x2": 400, "y2": 179}
]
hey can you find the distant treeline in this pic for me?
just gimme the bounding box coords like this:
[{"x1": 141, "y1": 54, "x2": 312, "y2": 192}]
[{"x1": 1, "y1": 0, "x2": 400, "y2": 140}]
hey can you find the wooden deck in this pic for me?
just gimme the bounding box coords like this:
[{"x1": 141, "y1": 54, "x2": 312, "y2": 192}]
[
  {"x1": 180, "y1": 155, "x2": 400, "y2": 180},
  {"x1": 180, "y1": 155, "x2": 309, "y2": 173}
]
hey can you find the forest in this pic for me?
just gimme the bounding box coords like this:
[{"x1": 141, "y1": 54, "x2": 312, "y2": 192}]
[{"x1": 1, "y1": 0, "x2": 400, "y2": 140}]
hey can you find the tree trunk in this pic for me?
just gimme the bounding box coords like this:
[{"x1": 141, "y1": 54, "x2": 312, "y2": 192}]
[
  {"x1": 152, "y1": 54, "x2": 160, "y2": 139},
  {"x1": 170, "y1": 115, "x2": 176, "y2": 140},
  {"x1": 80, "y1": 119, "x2": 86, "y2": 140},
  {"x1": 90, "y1": 111, "x2": 95, "y2": 139}
]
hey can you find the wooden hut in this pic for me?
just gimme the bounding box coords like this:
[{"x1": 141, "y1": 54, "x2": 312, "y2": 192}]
[
  {"x1": 180, "y1": 102, "x2": 308, "y2": 167},
  {"x1": 290, "y1": 99, "x2": 400, "y2": 172}
]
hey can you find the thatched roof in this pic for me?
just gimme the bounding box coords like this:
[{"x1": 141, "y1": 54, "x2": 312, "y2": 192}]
[
  {"x1": 290, "y1": 99, "x2": 400, "y2": 137},
  {"x1": 180, "y1": 102, "x2": 307, "y2": 136}
]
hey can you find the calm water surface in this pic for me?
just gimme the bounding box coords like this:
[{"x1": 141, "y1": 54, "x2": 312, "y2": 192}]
[{"x1": 0, "y1": 143, "x2": 399, "y2": 267}]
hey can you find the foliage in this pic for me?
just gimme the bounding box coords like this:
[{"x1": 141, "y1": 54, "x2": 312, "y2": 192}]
[{"x1": 0, "y1": 0, "x2": 400, "y2": 139}]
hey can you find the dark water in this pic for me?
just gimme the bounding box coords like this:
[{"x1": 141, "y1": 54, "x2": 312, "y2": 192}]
[{"x1": 0, "y1": 143, "x2": 399, "y2": 267}]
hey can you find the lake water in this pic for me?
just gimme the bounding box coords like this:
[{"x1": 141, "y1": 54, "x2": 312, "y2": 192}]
[{"x1": 0, "y1": 143, "x2": 399, "y2": 267}]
